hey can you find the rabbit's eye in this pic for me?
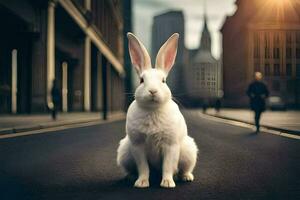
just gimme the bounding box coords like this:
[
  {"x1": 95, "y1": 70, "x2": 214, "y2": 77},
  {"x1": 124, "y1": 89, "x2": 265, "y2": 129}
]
[
  {"x1": 162, "y1": 78, "x2": 166, "y2": 83},
  {"x1": 140, "y1": 78, "x2": 144, "y2": 84}
]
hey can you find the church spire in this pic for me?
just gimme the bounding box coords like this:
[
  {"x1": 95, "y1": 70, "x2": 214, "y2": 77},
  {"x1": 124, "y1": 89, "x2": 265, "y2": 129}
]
[
  {"x1": 203, "y1": 0, "x2": 207, "y2": 21},
  {"x1": 203, "y1": 0, "x2": 208, "y2": 30},
  {"x1": 200, "y1": 0, "x2": 211, "y2": 52}
]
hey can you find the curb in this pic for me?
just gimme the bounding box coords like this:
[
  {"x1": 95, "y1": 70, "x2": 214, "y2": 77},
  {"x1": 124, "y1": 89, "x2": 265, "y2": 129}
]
[
  {"x1": 0, "y1": 113, "x2": 126, "y2": 136},
  {"x1": 205, "y1": 113, "x2": 300, "y2": 136}
]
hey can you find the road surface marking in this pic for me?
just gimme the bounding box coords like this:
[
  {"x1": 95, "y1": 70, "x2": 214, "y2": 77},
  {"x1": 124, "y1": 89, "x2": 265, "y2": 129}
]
[
  {"x1": 0, "y1": 116, "x2": 125, "y2": 140},
  {"x1": 198, "y1": 112, "x2": 300, "y2": 140}
]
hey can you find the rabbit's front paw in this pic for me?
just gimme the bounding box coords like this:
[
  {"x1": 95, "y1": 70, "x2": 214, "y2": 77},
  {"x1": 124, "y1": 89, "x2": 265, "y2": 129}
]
[
  {"x1": 160, "y1": 178, "x2": 176, "y2": 188},
  {"x1": 134, "y1": 178, "x2": 149, "y2": 188},
  {"x1": 181, "y1": 173, "x2": 194, "y2": 182}
]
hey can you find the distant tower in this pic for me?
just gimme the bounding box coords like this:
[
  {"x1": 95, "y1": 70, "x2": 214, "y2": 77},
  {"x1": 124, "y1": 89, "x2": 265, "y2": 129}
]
[
  {"x1": 200, "y1": 0, "x2": 211, "y2": 52},
  {"x1": 199, "y1": 14, "x2": 211, "y2": 52},
  {"x1": 185, "y1": 3, "x2": 220, "y2": 105},
  {"x1": 152, "y1": 11, "x2": 185, "y2": 96}
]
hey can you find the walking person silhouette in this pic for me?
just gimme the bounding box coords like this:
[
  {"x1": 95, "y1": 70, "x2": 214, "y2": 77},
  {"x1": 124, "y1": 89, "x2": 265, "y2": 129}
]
[
  {"x1": 247, "y1": 72, "x2": 269, "y2": 133},
  {"x1": 51, "y1": 79, "x2": 60, "y2": 120}
]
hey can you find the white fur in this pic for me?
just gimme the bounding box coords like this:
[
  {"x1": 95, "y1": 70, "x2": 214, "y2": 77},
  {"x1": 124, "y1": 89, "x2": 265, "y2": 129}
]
[{"x1": 117, "y1": 33, "x2": 198, "y2": 188}]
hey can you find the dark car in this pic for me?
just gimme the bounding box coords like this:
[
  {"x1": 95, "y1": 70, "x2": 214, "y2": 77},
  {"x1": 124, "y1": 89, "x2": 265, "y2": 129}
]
[{"x1": 267, "y1": 96, "x2": 287, "y2": 111}]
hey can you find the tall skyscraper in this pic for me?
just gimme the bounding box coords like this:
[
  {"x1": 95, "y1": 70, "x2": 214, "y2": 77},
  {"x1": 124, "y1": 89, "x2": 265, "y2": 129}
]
[{"x1": 152, "y1": 11, "x2": 186, "y2": 96}]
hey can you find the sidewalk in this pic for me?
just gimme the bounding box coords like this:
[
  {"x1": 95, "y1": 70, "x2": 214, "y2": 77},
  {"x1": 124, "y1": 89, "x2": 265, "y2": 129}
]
[
  {"x1": 205, "y1": 108, "x2": 300, "y2": 135},
  {"x1": 0, "y1": 112, "x2": 125, "y2": 135}
]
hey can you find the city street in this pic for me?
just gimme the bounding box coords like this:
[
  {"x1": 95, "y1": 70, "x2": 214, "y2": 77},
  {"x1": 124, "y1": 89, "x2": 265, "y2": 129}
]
[{"x1": 0, "y1": 111, "x2": 299, "y2": 200}]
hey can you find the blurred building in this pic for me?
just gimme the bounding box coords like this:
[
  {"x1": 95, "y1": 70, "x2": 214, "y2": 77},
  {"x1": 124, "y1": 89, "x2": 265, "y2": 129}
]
[
  {"x1": 152, "y1": 11, "x2": 186, "y2": 96},
  {"x1": 0, "y1": 0, "x2": 129, "y2": 115},
  {"x1": 222, "y1": 0, "x2": 300, "y2": 107},
  {"x1": 185, "y1": 14, "x2": 221, "y2": 105}
]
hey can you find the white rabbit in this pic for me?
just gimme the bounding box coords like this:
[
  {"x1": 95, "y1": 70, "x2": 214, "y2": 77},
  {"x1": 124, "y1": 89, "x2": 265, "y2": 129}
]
[{"x1": 117, "y1": 32, "x2": 198, "y2": 188}]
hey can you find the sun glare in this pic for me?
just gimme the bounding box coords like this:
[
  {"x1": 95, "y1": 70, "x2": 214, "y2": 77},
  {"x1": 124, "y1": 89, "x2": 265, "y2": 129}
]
[
  {"x1": 272, "y1": 0, "x2": 288, "y2": 5},
  {"x1": 262, "y1": 0, "x2": 296, "y2": 21}
]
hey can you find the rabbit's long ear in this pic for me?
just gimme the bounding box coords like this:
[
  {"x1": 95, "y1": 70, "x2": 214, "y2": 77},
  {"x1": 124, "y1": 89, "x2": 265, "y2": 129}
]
[
  {"x1": 155, "y1": 33, "x2": 179, "y2": 75},
  {"x1": 127, "y1": 32, "x2": 151, "y2": 75}
]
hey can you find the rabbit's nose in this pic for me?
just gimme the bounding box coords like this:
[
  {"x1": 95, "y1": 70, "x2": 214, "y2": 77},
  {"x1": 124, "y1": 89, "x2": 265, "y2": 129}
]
[{"x1": 149, "y1": 89, "x2": 157, "y2": 95}]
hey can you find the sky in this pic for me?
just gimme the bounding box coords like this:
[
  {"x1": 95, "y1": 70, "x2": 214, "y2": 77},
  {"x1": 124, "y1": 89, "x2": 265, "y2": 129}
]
[{"x1": 133, "y1": 0, "x2": 237, "y2": 59}]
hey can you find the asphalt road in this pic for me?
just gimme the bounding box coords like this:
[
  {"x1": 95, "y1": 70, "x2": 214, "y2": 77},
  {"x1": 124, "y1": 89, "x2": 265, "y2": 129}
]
[{"x1": 0, "y1": 111, "x2": 299, "y2": 200}]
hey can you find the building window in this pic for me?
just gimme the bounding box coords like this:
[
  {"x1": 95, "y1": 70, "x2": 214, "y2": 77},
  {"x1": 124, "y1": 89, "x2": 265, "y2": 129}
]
[
  {"x1": 254, "y1": 47, "x2": 260, "y2": 58},
  {"x1": 254, "y1": 63, "x2": 260, "y2": 72},
  {"x1": 286, "y1": 64, "x2": 292, "y2": 76},
  {"x1": 274, "y1": 64, "x2": 280, "y2": 76},
  {"x1": 274, "y1": 33, "x2": 280, "y2": 46},
  {"x1": 201, "y1": 68, "x2": 205, "y2": 80},
  {"x1": 296, "y1": 48, "x2": 300, "y2": 59},
  {"x1": 297, "y1": 64, "x2": 300, "y2": 77},
  {"x1": 272, "y1": 80, "x2": 280, "y2": 91},
  {"x1": 265, "y1": 33, "x2": 270, "y2": 58},
  {"x1": 286, "y1": 48, "x2": 292, "y2": 59},
  {"x1": 286, "y1": 32, "x2": 292, "y2": 44},
  {"x1": 287, "y1": 80, "x2": 294, "y2": 93},
  {"x1": 265, "y1": 64, "x2": 270, "y2": 76},
  {"x1": 254, "y1": 33, "x2": 260, "y2": 58},
  {"x1": 265, "y1": 47, "x2": 270, "y2": 58},
  {"x1": 273, "y1": 48, "x2": 280, "y2": 59},
  {"x1": 296, "y1": 32, "x2": 300, "y2": 44}
]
